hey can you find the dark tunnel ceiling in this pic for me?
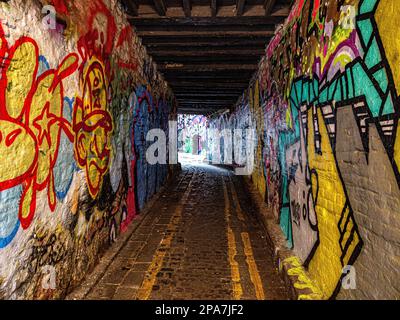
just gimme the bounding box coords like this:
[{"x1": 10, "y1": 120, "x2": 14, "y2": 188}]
[{"x1": 122, "y1": 0, "x2": 293, "y2": 116}]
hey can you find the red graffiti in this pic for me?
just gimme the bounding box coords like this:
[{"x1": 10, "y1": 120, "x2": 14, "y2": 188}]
[
  {"x1": 50, "y1": 0, "x2": 69, "y2": 16},
  {"x1": 116, "y1": 26, "x2": 138, "y2": 72},
  {"x1": 124, "y1": 146, "x2": 137, "y2": 232},
  {"x1": 77, "y1": 0, "x2": 117, "y2": 81},
  {"x1": 125, "y1": 94, "x2": 138, "y2": 230}
]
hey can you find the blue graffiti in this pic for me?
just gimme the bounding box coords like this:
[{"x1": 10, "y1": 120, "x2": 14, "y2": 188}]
[
  {"x1": 54, "y1": 97, "x2": 77, "y2": 200},
  {"x1": 0, "y1": 185, "x2": 22, "y2": 248}
]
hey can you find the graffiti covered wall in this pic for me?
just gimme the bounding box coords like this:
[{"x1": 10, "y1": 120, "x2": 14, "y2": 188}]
[
  {"x1": 0, "y1": 0, "x2": 176, "y2": 299},
  {"x1": 208, "y1": 0, "x2": 400, "y2": 299}
]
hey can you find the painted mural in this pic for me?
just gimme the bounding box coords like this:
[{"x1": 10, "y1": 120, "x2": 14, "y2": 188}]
[
  {"x1": 208, "y1": 0, "x2": 400, "y2": 299},
  {"x1": 0, "y1": 0, "x2": 176, "y2": 299},
  {"x1": 178, "y1": 114, "x2": 208, "y2": 155}
]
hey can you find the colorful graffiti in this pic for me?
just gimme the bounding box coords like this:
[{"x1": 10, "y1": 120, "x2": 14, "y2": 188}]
[
  {"x1": 208, "y1": 0, "x2": 400, "y2": 299},
  {"x1": 133, "y1": 86, "x2": 170, "y2": 210},
  {"x1": 73, "y1": 57, "x2": 113, "y2": 199},
  {"x1": 178, "y1": 114, "x2": 208, "y2": 155},
  {"x1": 0, "y1": 24, "x2": 78, "y2": 232}
]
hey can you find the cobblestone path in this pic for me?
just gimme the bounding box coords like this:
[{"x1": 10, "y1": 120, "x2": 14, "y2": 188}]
[{"x1": 75, "y1": 164, "x2": 289, "y2": 300}]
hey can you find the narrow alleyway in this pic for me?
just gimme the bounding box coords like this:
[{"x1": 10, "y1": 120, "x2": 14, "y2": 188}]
[
  {"x1": 76, "y1": 164, "x2": 289, "y2": 300},
  {"x1": 2, "y1": 0, "x2": 400, "y2": 302}
]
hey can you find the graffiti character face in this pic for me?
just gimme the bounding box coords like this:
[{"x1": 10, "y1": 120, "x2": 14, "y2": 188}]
[
  {"x1": 73, "y1": 58, "x2": 113, "y2": 198},
  {"x1": 83, "y1": 61, "x2": 108, "y2": 112}
]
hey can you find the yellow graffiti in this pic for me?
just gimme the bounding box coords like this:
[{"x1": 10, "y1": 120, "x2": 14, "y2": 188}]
[
  {"x1": 73, "y1": 57, "x2": 113, "y2": 199},
  {"x1": 1, "y1": 41, "x2": 38, "y2": 190},
  {"x1": 0, "y1": 34, "x2": 78, "y2": 229},
  {"x1": 6, "y1": 42, "x2": 37, "y2": 119},
  {"x1": 0, "y1": 120, "x2": 36, "y2": 186},
  {"x1": 283, "y1": 256, "x2": 324, "y2": 300},
  {"x1": 306, "y1": 108, "x2": 360, "y2": 297},
  {"x1": 250, "y1": 81, "x2": 267, "y2": 199},
  {"x1": 26, "y1": 55, "x2": 77, "y2": 212}
]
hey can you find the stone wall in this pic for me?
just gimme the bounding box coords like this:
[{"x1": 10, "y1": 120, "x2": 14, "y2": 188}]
[
  {"x1": 208, "y1": 0, "x2": 400, "y2": 299},
  {"x1": 0, "y1": 0, "x2": 177, "y2": 299}
]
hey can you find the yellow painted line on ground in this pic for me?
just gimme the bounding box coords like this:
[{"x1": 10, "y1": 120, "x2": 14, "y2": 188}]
[
  {"x1": 228, "y1": 177, "x2": 246, "y2": 222},
  {"x1": 222, "y1": 177, "x2": 243, "y2": 300},
  {"x1": 228, "y1": 175, "x2": 265, "y2": 300},
  {"x1": 241, "y1": 232, "x2": 266, "y2": 300},
  {"x1": 137, "y1": 174, "x2": 195, "y2": 300}
]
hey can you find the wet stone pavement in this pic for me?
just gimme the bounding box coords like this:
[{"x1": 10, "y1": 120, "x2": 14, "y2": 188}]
[{"x1": 79, "y1": 163, "x2": 290, "y2": 300}]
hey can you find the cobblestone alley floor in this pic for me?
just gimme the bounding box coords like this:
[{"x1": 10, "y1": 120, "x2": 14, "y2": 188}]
[{"x1": 70, "y1": 163, "x2": 290, "y2": 300}]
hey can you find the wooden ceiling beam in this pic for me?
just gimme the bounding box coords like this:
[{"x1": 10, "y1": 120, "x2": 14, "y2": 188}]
[
  {"x1": 172, "y1": 80, "x2": 246, "y2": 84},
  {"x1": 130, "y1": 16, "x2": 284, "y2": 27},
  {"x1": 182, "y1": 0, "x2": 191, "y2": 17},
  {"x1": 177, "y1": 99, "x2": 237, "y2": 103},
  {"x1": 178, "y1": 107, "x2": 233, "y2": 113},
  {"x1": 175, "y1": 93, "x2": 240, "y2": 97},
  {"x1": 153, "y1": 0, "x2": 166, "y2": 16},
  {"x1": 176, "y1": 92, "x2": 242, "y2": 97},
  {"x1": 178, "y1": 102, "x2": 232, "y2": 106},
  {"x1": 178, "y1": 101, "x2": 233, "y2": 105},
  {"x1": 177, "y1": 95, "x2": 237, "y2": 100},
  {"x1": 168, "y1": 81, "x2": 248, "y2": 88},
  {"x1": 178, "y1": 104, "x2": 229, "y2": 108},
  {"x1": 236, "y1": 0, "x2": 246, "y2": 16},
  {"x1": 149, "y1": 49, "x2": 265, "y2": 57},
  {"x1": 124, "y1": 0, "x2": 138, "y2": 16},
  {"x1": 143, "y1": 41, "x2": 269, "y2": 50},
  {"x1": 139, "y1": 34, "x2": 273, "y2": 43},
  {"x1": 178, "y1": 108, "x2": 232, "y2": 112},
  {"x1": 178, "y1": 110, "x2": 230, "y2": 115},
  {"x1": 177, "y1": 94, "x2": 242, "y2": 99},
  {"x1": 136, "y1": 30, "x2": 274, "y2": 38},
  {"x1": 168, "y1": 80, "x2": 251, "y2": 86},
  {"x1": 167, "y1": 73, "x2": 252, "y2": 77},
  {"x1": 264, "y1": 0, "x2": 277, "y2": 16},
  {"x1": 167, "y1": 75, "x2": 253, "y2": 81},
  {"x1": 178, "y1": 108, "x2": 224, "y2": 115},
  {"x1": 159, "y1": 64, "x2": 258, "y2": 72},
  {"x1": 166, "y1": 76, "x2": 253, "y2": 82},
  {"x1": 172, "y1": 86, "x2": 247, "y2": 91},
  {"x1": 162, "y1": 69, "x2": 253, "y2": 78},
  {"x1": 134, "y1": 25, "x2": 274, "y2": 33},
  {"x1": 211, "y1": 0, "x2": 217, "y2": 17},
  {"x1": 117, "y1": 0, "x2": 292, "y2": 114},
  {"x1": 155, "y1": 50, "x2": 262, "y2": 61},
  {"x1": 155, "y1": 55, "x2": 260, "y2": 64}
]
